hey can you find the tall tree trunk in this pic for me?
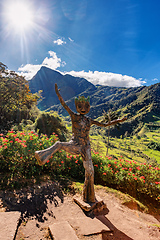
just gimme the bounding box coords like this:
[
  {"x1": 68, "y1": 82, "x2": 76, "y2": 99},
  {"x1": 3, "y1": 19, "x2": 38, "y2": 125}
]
[{"x1": 106, "y1": 126, "x2": 110, "y2": 156}]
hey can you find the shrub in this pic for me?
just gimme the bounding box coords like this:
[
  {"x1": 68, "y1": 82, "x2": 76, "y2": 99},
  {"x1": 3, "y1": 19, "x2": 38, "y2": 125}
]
[
  {"x1": 35, "y1": 112, "x2": 67, "y2": 141},
  {"x1": 0, "y1": 130, "x2": 159, "y2": 208}
]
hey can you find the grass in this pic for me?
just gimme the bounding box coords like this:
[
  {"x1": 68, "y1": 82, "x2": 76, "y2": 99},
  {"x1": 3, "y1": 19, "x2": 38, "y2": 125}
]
[
  {"x1": 72, "y1": 181, "x2": 149, "y2": 213},
  {"x1": 89, "y1": 126, "x2": 160, "y2": 165},
  {"x1": 64, "y1": 112, "x2": 160, "y2": 164},
  {"x1": 0, "y1": 129, "x2": 159, "y2": 214}
]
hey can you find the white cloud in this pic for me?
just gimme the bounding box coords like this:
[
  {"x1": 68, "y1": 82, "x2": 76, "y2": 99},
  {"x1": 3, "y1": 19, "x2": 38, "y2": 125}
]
[
  {"x1": 18, "y1": 51, "x2": 66, "y2": 80},
  {"x1": 66, "y1": 70, "x2": 146, "y2": 88},
  {"x1": 42, "y1": 51, "x2": 62, "y2": 69},
  {"x1": 18, "y1": 64, "x2": 42, "y2": 80},
  {"x1": 152, "y1": 78, "x2": 158, "y2": 81},
  {"x1": 18, "y1": 50, "x2": 145, "y2": 87},
  {"x1": 53, "y1": 38, "x2": 66, "y2": 45},
  {"x1": 68, "y1": 37, "x2": 74, "y2": 42}
]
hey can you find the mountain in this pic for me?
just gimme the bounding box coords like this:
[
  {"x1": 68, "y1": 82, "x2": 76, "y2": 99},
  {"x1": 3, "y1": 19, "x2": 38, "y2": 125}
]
[
  {"x1": 29, "y1": 67, "x2": 160, "y2": 136},
  {"x1": 29, "y1": 66, "x2": 96, "y2": 110}
]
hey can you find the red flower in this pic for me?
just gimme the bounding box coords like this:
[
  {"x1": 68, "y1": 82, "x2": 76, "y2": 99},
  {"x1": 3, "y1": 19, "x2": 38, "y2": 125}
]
[
  {"x1": 47, "y1": 160, "x2": 50, "y2": 163},
  {"x1": 103, "y1": 173, "x2": 106, "y2": 175},
  {"x1": 140, "y1": 176, "x2": 145, "y2": 179},
  {"x1": 21, "y1": 143, "x2": 27, "y2": 147},
  {"x1": 134, "y1": 177, "x2": 137, "y2": 180},
  {"x1": 155, "y1": 182, "x2": 160, "y2": 185},
  {"x1": 9, "y1": 130, "x2": 14, "y2": 133}
]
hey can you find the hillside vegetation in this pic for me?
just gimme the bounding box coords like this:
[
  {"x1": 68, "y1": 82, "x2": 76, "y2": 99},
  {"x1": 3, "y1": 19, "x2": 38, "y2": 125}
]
[
  {"x1": 29, "y1": 66, "x2": 160, "y2": 137},
  {"x1": 0, "y1": 62, "x2": 39, "y2": 133},
  {"x1": 90, "y1": 125, "x2": 160, "y2": 165},
  {"x1": 0, "y1": 63, "x2": 159, "y2": 212}
]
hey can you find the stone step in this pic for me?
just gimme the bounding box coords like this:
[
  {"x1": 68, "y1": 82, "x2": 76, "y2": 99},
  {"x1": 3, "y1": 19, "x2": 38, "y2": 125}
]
[
  {"x1": 49, "y1": 221, "x2": 79, "y2": 240},
  {"x1": 68, "y1": 217, "x2": 111, "y2": 236},
  {"x1": 0, "y1": 211, "x2": 21, "y2": 240}
]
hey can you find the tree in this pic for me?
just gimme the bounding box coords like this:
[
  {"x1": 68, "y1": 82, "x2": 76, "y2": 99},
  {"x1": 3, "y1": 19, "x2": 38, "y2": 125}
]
[
  {"x1": 0, "y1": 63, "x2": 38, "y2": 132},
  {"x1": 102, "y1": 110, "x2": 120, "y2": 155},
  {"x1": 35, "y1": 112, "x2": 68, "y2": 141}
]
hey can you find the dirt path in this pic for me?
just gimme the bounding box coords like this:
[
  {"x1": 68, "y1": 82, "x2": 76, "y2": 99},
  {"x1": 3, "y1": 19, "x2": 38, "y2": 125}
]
[{"x1": 0, "y1": 181, "x2": 160, "y2": 240}]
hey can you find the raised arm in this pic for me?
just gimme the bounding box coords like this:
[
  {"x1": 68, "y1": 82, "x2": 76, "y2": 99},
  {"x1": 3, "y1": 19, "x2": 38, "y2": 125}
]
[
  {"x1": 55, "y1": 83, "x2": 73, "y2": 116},
  {"x1": 91, "y1": 116, "x2": 127, "y2": 127}
]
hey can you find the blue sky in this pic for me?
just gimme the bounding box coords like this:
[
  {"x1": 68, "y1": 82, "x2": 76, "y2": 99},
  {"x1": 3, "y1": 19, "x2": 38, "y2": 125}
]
[{"x1": 0, "y1": 0, "x2": 160, "y2": 87}]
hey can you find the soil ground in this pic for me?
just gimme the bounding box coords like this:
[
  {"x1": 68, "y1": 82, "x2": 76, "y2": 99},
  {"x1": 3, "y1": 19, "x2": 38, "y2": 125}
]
[{"x1": 0, "y1": 180, "x2": 160, "y2": 240}]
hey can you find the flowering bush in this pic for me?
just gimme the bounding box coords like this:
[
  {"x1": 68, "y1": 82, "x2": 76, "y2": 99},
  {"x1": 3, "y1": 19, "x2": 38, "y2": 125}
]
[
  {"x1": 0, "y1": 130, "x2": 85, "y2": 189},
  {"x1": 0, "y1": 130, "x2": 58, "y2": 188},
  {"x1": 0, "y1": 130, "x2": 159, "y2": 207},
  {"x1": 93, "y1": 153, "x2": 160, "y2": 205}
]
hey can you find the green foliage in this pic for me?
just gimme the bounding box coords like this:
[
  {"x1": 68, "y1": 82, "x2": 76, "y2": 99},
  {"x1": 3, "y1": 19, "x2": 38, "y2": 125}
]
[
  {"x1": 147, "y1": 141, "x2": 160, "y2": 151},
  {"x1": 0, "y1": 130, "x2": 84, "y2": 189},
  {"x1": 102, "y1": 109, "x2": 120, "y2": 123},
  {"x1": 0, "y1": 129, "x2": 159, "y2": 209},
  {"x1": 89, "y1": 124, "x2": 160, "y2": 165},
  {"x1": 92, "y1": 152, "x2": 160, "y2": 207},
  {"x1": 35, "y1": 112, "x2": 67, "y2": 141},
  {"x1": 0, "y1": 63, "x2": 39, "y2": 133},
  {"x1": 102, "y1": 109, "x2": 121, "y2": 155}
]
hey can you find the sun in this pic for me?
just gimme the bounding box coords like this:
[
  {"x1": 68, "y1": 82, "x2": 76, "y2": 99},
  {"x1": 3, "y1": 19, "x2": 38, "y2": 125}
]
[{"x1": 5, "y1": 1, "x2": 34, "y2": 33}]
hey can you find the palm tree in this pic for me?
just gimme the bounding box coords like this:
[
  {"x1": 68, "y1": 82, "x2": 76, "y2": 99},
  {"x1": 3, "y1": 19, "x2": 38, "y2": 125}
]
[{"x1": 102, "y1": 109, "x2": 120, "y2": 156}]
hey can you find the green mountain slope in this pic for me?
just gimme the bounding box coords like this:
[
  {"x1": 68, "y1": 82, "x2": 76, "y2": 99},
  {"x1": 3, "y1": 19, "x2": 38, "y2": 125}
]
[
  {"x1": 29, "y1": 67, "x2": 160, "y2": 136},
  {"x1": 29, "y1": 66, "x2": 96, "y2": 110}
]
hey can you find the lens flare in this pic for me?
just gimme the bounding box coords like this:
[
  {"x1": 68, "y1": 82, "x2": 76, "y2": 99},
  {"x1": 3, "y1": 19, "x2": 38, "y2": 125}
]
[{"x1": 5, "y1": 1, "x2": 34, "y2": 32}]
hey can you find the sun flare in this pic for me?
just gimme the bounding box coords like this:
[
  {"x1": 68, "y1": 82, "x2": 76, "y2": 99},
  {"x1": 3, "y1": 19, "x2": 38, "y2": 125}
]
[{"x1": 5, "y1": 1, "x2": 34, "y2": 32}]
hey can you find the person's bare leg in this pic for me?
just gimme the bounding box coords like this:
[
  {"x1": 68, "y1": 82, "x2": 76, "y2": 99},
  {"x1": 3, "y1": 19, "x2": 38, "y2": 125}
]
[{"x1": 35, "y1": 141, "x2": 81, "y2": 166}]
